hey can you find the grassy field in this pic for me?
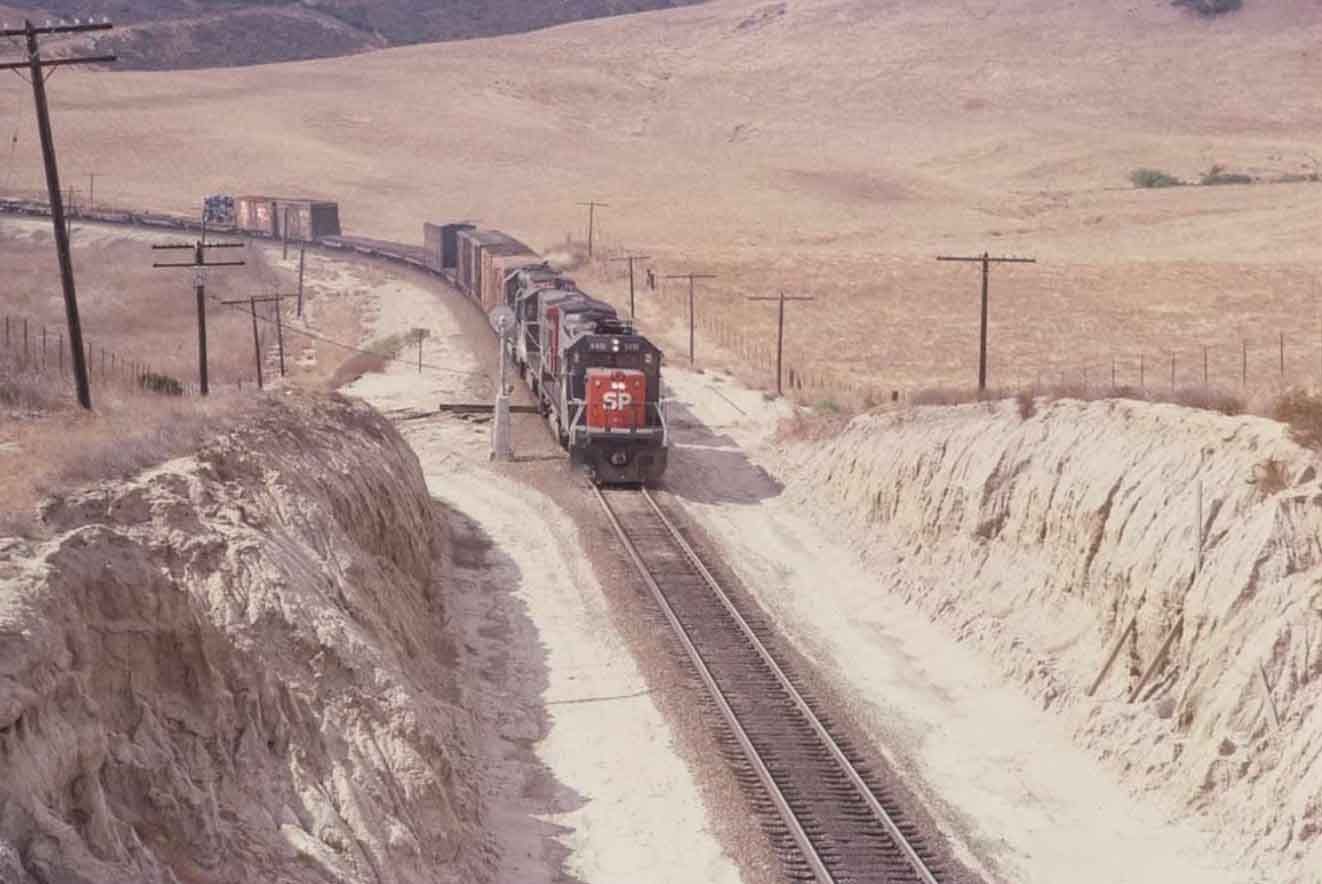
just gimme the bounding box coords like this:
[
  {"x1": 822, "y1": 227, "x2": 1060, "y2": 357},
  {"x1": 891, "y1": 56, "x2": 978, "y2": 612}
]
[
  {"x1": 0, "y1": 218, "x2": 371, "y2": 529},
  {"x1": 2, "y1": 0, "x2": 1321, "y2": 396}
]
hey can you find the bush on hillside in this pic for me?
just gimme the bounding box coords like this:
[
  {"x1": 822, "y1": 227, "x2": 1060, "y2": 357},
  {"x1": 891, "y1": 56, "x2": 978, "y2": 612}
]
[
  {"x1": 1172, "y1": 0, "x2": 1243, "y2": 16},
  {"x1": 139, "y1": 371, "x2": 184, "y2": 396},
  {"x1": 1200, "y1": 165, "x2": 1253, "y2": 186},
  {"x1": 1131, "y1": 168, "x2": 1183, "y2": 189},
  {"x1": 1272, "y1": 389, "x2": 1322, "y2": 449}
]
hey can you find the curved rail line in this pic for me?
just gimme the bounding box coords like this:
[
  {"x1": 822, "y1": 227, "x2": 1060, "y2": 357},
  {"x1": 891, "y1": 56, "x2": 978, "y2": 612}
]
[{"x1": 594, "y1": 484, "x2": 941, "y2": 884}]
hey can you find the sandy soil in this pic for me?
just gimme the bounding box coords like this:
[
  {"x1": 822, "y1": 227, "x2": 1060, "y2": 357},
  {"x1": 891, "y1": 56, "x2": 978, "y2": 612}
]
[
  {"x1": 4, "y1": 0, "x2": 1322, "y2": 398},
  {"x1": 292, "y1": 240, "x2": 1282, "y2": 884},
  {"x1": 656, "y1": 366, "x2": 1271, "y2": 884},
  {"x1": 310, "y1": 251, "x2": 748, "y2": 883}
]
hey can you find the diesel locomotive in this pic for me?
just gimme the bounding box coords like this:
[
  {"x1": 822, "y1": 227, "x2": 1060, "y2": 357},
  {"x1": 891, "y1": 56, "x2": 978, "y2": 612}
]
[{"x1": 504, "y1": 264, "x2": 669, "y2": 484}]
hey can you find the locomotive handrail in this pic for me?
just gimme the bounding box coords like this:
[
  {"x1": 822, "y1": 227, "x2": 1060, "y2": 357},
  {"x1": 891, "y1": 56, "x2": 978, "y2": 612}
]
[{"x1": 655, "y1": 402, "x2": 670, "y2": 448}]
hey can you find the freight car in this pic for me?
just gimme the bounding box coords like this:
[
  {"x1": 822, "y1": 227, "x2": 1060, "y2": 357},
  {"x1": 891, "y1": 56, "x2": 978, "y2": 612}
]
[{"x1": 235, "y1": 196, "x2": 341, "y2": 240}]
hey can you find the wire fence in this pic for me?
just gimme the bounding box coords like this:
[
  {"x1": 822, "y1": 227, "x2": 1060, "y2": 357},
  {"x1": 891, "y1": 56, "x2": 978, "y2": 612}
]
[{"x1": 0, "y1": 312, "x2": 188, "y2": 395}]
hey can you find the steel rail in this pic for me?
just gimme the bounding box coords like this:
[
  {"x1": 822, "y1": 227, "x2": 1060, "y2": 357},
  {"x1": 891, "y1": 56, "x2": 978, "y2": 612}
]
[
  {"x1": 592, "y1": 484, "x2": 836, "y2": 883},
  {"x1": 638, "y1": 485, "x2": 940, "y2": 884}
]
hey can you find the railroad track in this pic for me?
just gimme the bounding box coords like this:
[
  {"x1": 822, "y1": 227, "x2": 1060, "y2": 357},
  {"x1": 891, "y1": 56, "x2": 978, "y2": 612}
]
[{"x1": 594, "y1": 485, "x2": 944, "y2": 884}]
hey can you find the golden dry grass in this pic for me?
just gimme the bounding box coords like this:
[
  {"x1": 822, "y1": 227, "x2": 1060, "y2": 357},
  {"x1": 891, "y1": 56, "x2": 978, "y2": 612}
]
[
  {"x1": 0, "y1": 221, "x2": 371, "y2": 533},
  {"x1": 1, "y1": 219, "x2": 283, "y2": 389},
  {"x1": 0, "y1": 379, "x2": 251, "y2": 535},
  {"x1": 3, "y1": 0, "x2": 1322, "y2": 397}
]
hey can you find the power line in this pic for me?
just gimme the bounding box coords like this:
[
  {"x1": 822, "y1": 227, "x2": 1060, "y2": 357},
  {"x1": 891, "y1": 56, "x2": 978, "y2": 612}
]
[
  {"x1": 935, "y1": 251, "x2": 1037, "y2": 391},
  {"x1": 205, "y1": 294, "x2": 489, "y2": 378},
  {"x1": 746, "y1": 290, "x2": 814, "y2": 396},
  {"x1": 151, "y1": 236, "x2": 246, "y2": 396},
  {"x1": 664, "y1": 272, "x2": 718, "y2": 366},
  {"x1": 1, "y1": 17, "x2": 117, "y2": 410},
  {"x1": 576, "y1": 200, "x2": 608, "y2": 259},
  {"x1": 610, "y1": 254, "x2": 651, "y2": 319}
]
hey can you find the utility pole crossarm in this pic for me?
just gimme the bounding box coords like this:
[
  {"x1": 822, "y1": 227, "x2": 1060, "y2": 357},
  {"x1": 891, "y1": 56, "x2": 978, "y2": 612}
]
[
  {"x1": 0, "y1": 21, "x2": 113, "y2": 37},
  {"x1": 152, "y1": 261, "x2": 246, "y2": 268},
  {"x1": 152, "y1": 242, "x2": 244, "y2": 248},
  {"x1": 936, "y1": 255, "x2": 1037, "y2": 263}
]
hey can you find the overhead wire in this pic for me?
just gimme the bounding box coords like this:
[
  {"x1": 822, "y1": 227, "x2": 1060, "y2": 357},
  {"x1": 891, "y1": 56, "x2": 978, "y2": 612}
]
[{"x1": 204, "y1": 291, "x2": 491, "y2": 378}]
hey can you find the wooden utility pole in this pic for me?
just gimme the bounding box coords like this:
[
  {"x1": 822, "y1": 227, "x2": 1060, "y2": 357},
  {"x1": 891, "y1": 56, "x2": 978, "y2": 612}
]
[
  {"x1": 87, "y1": 171, "x2": 99, "y2": 210},
  {"x1": 297, "y1": 245, "x2": 306, "y2": 317},
  {"x1": 1, "y1": 18, "x2": 116, "y2": 409},
  {"x1": 152, "y1": 238, "x2": 246, "y2": 395},
  {"x1": 747, "y1": 290, "x2": 815, "y2": 396},
  {"x1": 282, "y1": 206, "x2": 290, "y2": 259},
  {"x1": 576, "y1": 200, "x2": 608, "y2": 259},
  {"x1": 221, "y1": 295, "x2": 286, "y2": 387},
  {"x1": 610, "y1": 254, "x2": 651, "y2": 319},
  {"x1": 936, "y1": 252, "x2": 1037, "y2": 391},
  {"x1": 665, "y1": 272, "x2": 718, "y2": 366}
]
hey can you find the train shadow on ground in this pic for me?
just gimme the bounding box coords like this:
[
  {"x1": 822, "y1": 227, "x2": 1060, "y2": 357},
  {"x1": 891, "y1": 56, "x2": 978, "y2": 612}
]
[{"x1": 657, "y1": 396, "x2": 784, "y2": 506}]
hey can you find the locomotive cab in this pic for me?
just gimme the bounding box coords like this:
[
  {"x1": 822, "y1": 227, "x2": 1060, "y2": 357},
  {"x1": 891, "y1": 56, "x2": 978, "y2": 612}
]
[{"x1": 563, "y1": 328, "x2": 668, "y2": 484}]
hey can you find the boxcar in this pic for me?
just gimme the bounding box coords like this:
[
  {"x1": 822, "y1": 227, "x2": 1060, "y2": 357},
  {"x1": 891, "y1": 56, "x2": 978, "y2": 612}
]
[
  {"x1": 236, "y1": 196, "x2": 341, "y2": 240},
  {"x1": 423, "y1": 221, "x2": 475, "y2": 273}
]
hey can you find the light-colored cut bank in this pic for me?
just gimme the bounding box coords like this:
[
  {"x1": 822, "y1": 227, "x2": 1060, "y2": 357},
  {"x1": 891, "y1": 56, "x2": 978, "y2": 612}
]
[{"x1": 662, "y1": 367, "x2": 1304, "y2": 884}]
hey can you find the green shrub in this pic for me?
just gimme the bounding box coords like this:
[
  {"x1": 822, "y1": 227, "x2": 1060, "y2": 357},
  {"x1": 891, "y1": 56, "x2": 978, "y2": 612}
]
[{"x1": 1131, "y1": 168, "x2": 1183, "y2": 189}]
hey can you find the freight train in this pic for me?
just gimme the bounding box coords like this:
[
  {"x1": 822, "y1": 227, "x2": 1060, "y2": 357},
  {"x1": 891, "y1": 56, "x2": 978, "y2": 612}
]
[
  {"x1": 0, "y1": 196, "x2": 669, "y2": 484},
  {"x1": 422, "y1": 222, "x2": 668, "y2": 484}
]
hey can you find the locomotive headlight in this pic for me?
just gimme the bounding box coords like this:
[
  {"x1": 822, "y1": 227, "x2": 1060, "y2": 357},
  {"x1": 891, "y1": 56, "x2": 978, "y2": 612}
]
[
  {"x1": 611, "y1": 338, "x2": 620, "y2": 352},
  {"x1": 610, "y1": 451, "x2": 628, "y2": 466}
]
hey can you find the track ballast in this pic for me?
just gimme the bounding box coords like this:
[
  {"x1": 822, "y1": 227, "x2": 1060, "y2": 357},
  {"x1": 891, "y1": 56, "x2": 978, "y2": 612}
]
[{"x1": 595, "y1": 485, "x2": 944, "y2": 884}]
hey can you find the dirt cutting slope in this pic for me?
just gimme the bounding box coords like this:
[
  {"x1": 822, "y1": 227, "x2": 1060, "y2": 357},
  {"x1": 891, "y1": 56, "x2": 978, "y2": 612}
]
[
  {"x1": 0, "y1": 392, "x2": 485, "y2": 883},
  {"x1": 779, "y1": 397, "x2": 1322, "y2": 879}
]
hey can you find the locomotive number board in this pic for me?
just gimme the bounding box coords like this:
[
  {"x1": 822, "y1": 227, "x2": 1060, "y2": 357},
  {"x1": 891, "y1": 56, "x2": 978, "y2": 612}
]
[{"x1": 587, "y1": 339, "x2": 644, "y2": 353}]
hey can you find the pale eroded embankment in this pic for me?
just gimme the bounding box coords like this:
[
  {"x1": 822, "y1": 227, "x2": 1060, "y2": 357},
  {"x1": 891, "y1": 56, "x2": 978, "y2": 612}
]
[
  {"x1": 0, "y1": 393, "x2": 485, "y2": 884},
  {"x1": 782, "y1": 398, "x2": 1322, "y2": 874}
]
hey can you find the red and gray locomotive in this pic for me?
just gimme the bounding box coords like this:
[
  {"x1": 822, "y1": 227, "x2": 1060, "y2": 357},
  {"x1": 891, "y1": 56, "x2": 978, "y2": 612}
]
[{"x1": 505, "y1": 264, "x2": 669, "y2": 484}]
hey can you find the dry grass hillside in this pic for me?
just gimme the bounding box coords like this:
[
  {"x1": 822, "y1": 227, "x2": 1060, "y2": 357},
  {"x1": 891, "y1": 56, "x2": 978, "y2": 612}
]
[
  {"x1": 0, "y1": 0, "x2": 706, "y2": 68},
  {"x1": 2, "y1": 0, "x2": 1321, "y2": 395}
]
